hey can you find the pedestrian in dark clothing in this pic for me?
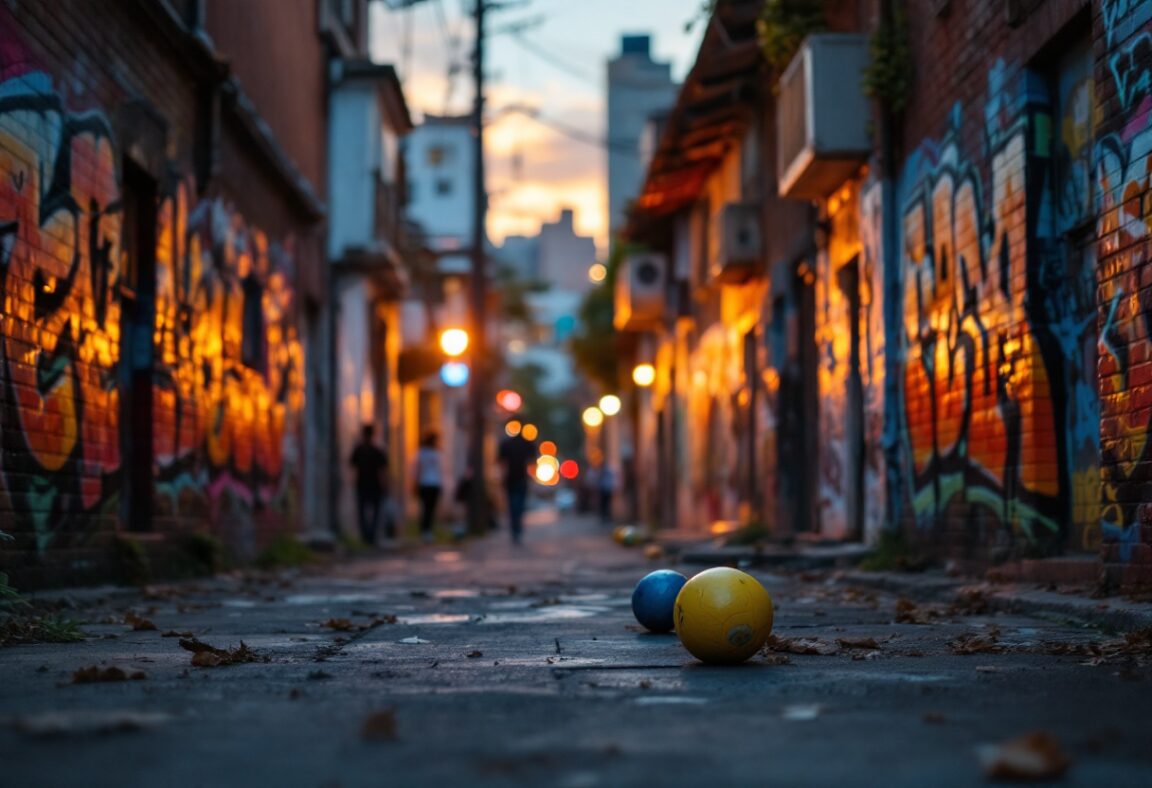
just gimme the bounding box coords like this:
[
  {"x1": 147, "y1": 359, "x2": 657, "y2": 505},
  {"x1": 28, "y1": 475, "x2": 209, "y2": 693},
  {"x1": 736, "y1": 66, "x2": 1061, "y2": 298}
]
[
  {"x1": 350, "y1": 424, "x2": 389, "y2": 546},
  {"x1": 498, "y1": 425, "x2": 537, "y2": 544},
  {"x1": 413, "y1": 432, "x2": 443, "y2": 543}
]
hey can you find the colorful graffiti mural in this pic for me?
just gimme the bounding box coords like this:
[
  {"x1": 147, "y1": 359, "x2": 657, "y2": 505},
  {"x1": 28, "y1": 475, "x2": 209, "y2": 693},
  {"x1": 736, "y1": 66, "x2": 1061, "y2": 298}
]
[
  {"x1": 896, "y1": 52, "x2": 1104, "y2": 554},
  {"x1": 1096, "y1": 1, "x2": 1152, "y2": 562},
  {"x1": 0, "y1": 24, "x2": 304, "y2": 556}
]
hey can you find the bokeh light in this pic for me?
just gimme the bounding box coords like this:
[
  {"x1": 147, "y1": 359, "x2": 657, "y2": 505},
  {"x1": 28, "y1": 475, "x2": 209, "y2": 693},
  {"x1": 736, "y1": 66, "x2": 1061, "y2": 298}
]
[
  {"x1": 505, "y1": 420, "x2": 522, "y2": 437},
  {"x1": 439, "y1": 328, "x2": 469, "y2": 357},
  {"x1": 522, "y1": 423, "x2": 539, "y2": 441},
  {"x1": 496, "y1": 389, "x2": 523, "y2": 412},
  {"x1": 440, "y1": 362, "x2": 469, "y2": 387},
  {"x1": 598, "y1": 394, "x2": 621, "y2": 416},
  {"x1": 582, "y1": 407, "x2": 604, "y2": 428},
  {"x1": 588, "y1": 263, "x2": 607, "y2": 283},
  {"x1": 539, "y1": 440, "x2": 557, "y2": 456},
  {"x1": 632, "y1": 363, "x2": 656, "y2": 387},
  {"x1": 560, "y1": 460, "x2": 579, "y2": 480}
]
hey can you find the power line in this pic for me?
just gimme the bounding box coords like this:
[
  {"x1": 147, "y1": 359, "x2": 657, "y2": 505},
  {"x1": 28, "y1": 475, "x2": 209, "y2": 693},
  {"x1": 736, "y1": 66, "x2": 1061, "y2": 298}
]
[{"x1": 503, "y1": 107, "x2": 634, "y2": 154}]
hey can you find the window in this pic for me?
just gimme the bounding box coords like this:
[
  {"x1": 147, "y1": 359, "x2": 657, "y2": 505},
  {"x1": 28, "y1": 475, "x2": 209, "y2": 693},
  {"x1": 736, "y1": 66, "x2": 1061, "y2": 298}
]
[
  {"x1": 241, "y1": 274, "x2": 268, "y2": 374},
  {"x1": 426, "y1": 145, "x2": 453, "y2": 166},
  {"x1": 435, "y1": 178, "x2": 453, "y2": 197}
]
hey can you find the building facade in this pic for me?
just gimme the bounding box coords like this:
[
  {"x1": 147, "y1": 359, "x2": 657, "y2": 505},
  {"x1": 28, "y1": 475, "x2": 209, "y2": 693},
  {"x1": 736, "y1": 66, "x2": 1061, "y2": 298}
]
[
  {"x1": 607, "y1": 34, "x2": 678, "y2": 242},
  {"x1": 624, "y1": 0, "x2": 1152, "y2": 589},
  {"x1": 0, "y1": 0, "x2": 369, "y2": 586}
]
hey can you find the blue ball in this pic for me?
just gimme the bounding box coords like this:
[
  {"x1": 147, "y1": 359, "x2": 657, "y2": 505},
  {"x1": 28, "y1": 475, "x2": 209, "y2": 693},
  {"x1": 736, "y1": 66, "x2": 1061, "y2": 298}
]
[{"x1": 631, "y1": 570, "x2": 688, "y2": 633}]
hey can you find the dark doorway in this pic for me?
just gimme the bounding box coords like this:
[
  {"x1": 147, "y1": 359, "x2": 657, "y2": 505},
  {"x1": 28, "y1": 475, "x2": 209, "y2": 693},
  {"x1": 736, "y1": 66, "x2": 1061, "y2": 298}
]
[
  {"x1": 838, "y1": 256, "x2": 865, "y2": 541},
  {"x1": 777, "y1": 261, "x2": 818, "y2": 534},
  {"x1": 118, "y1": 160, "x2": 157, "y2": 532}
]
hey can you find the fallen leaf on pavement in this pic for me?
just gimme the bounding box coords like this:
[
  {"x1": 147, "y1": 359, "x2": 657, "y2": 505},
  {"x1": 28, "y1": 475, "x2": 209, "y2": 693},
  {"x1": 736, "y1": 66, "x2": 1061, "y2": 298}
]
[
  {"x1": 322, "y1": 618, "x2": 358, "y2": 632},
  {"x1": 465, "y1": 650, "x2": 483, "y2": 658},
  {"x1": 71, "y1": 666, "x2": 147, "y2": 683},
  {"x1": 837, "y1": 636, "x2": 880, "y2": 650},
  {"x1": 361, "y1": 709, "x2": 397, "y2": 742},
  {"x1": 764, "y1": 635, "x2": 839, "y2": 656},
  {"x1": 781, "y1": 703, "x2": 823, "y2": 721},
  {"x1": 949, "y1": 629, "x2": 1003, "y2": 655},
  {"x1": 895, "y1": 598, "x2": 943, "y2": 624},
  {"x1": 124, "y1": 612, "x2": 156, "y2": 631},
  {"x1": 948, "y1": 588, "x2": 993, "y2": 616},
  {"x1": 13, "y1": 710, "x2": 171, "y2": 737},
  {"x1": 179, "y1": 637, "x2": 267, "y2": 667},
  {"x1": 761, "y1": 653, "x2": 792, "y2": 666},
  {"x1": 977, "y1": 731, "x2": 1070, "y2": 781},
  {"x1": 161, "y1": 630, "x2": 193, "y2": 638}
]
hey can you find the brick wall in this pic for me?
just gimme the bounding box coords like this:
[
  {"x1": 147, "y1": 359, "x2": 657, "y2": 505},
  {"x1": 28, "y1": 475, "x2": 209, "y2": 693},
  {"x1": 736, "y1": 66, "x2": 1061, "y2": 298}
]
[{"x1": 0, "y1": 0, "x2": 321, "y2": 587}]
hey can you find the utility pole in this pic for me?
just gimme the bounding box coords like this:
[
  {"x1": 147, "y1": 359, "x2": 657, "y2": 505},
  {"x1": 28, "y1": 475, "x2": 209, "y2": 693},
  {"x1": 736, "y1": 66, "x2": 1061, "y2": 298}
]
[{"x1": 467, "y1": 0, "x2": 490, "y2": 535}]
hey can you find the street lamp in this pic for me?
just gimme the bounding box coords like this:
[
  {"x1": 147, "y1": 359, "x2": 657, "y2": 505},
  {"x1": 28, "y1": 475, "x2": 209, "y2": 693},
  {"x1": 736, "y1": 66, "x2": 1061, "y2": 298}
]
[
  {"x1": 582, "y1": 407, "x2": 604, "y2": 428},
  {"x1": 632, "y1": 363, "x2": 655, "y2": 387},
  {"x1": 598, "y1": 394, "x2": 621, "y2": 417},
  {"x1": 439, "y1": 328, "x2": 469, "y2": 357}
]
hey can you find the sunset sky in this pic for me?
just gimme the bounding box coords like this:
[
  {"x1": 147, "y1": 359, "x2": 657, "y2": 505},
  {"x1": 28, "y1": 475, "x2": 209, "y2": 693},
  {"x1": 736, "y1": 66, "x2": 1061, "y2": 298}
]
[{"x1": 370, "y1": 0, "x2": 707, "y2": 255}]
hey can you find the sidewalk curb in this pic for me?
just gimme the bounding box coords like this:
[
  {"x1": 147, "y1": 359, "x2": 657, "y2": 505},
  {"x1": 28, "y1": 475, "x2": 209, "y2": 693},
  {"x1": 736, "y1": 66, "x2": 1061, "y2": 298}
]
[{"x1": 839, "y1": 570, "x2": 1152, "y2": 633}]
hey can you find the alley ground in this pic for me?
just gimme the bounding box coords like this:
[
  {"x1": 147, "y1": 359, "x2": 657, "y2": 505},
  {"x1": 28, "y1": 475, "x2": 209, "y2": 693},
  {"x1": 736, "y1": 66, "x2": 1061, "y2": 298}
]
[{"x1": 2, "y1": 511, "x2": 1152, "y2": 788}]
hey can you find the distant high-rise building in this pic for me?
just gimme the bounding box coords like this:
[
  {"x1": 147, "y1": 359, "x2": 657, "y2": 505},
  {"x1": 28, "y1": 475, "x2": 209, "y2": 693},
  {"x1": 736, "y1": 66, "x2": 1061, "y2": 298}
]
[{"x1": 606, "y1": 34, "x2": 677, "y2": 242}]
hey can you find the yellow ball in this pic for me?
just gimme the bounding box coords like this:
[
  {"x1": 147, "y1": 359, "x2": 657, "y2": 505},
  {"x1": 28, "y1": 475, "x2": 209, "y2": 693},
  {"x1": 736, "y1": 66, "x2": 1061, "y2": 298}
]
[{"x1": 674, "y1": 567, "x2": 774, "y2": 664}]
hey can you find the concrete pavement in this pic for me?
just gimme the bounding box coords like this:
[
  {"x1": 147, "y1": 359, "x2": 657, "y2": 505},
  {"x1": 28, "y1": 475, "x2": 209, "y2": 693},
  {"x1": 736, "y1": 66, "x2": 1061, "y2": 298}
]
[{"x1": 2, "y1": 509, "x2": 1151, "y2": 787}]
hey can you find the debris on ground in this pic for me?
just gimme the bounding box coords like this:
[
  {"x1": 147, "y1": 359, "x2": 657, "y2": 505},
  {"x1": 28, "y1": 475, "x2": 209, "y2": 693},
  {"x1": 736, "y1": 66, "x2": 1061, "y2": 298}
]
[
  {"x1": 178, "y1": 638, "x2": 268, "y2": 667},
  {"x1": 949, "y1": 629, "x2": 1004, "y2": 655},
  {"x1": 399, "y1": 636, "x2": 430, "y2": 645},
  {"x1": 361, "y1": 709, "x2": 398, "y2": 742},
  {"x1": 123, "y1": 612, "x2": 156, "y2": 631},
  {"x1": 836, "y1": 636, "x2": 881, "y2": 650},
  {"x1": 465, "y1": 650, "x2": 483, "y2": 658},
  {"x1": 71, "y1": 666, "x2": 147, "y2": 683},
  {"x1": 894, "y1": 598, "x2": 944, "y2": 624},
  {"x1": 976, "y1": 731, "x2": 1070, "y2": 781},
  {"x1": 764, "y1": 635, "x2": 839, "y2": 656},
  {"x1": 11, "y1": 710, "x2": 171, "y2": 737}
]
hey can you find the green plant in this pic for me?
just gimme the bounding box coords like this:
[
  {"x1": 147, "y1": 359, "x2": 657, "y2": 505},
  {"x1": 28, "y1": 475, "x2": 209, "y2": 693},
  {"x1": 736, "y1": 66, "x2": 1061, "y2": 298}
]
[
  {"x1": 255, "y1": 535, "x2": 316, "y2": 570},
  {"x1": 113, "y1": 536, "x2": 152, "y2": 586},
  {"x1": 757, "y1": 0, "x2": 826, "y2": 72},
  {"x1": 182, "y1": 532, "x2": 223, "y2": 576},
  {"x1": 724, "y1": 521, "x2": 773, "y2": 546},
  {"x1": 862, "y1": 4, "x2": 913, "y2": 113},
  {"x1": 858, "y1": 529, "x2": 928, "y2": 572}
]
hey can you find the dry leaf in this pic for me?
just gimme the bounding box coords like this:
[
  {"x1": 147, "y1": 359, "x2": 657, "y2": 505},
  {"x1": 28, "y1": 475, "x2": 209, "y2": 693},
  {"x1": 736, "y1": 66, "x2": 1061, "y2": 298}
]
[
  {"x1": 761, "y1": 653, "x2": 792, "y2": 666},
  {"x1": 191, "y1": 652, "x2": 223, "y2": 667},
  {"x1": 361, "y1": 709, "x2": 398, "y2": 742},
  {"x1": 948, "y1": 629, "x2": 1003, "y2": 655},
  {"x1": 124, "y1": 612, "x2": 156, "y2": 631},
  {"x1": 71, "y1": 666, "x2": 147, "y2": 683},
  {"x1": 765, "y1": 635, "x2": 839, "y2": 656},
  {"x1": 161, "y1": 630, "x2": 193, "y2": 638},
  {"x1": 465, "y1": 650, "x2": 483, "y2": 658},
  {"x1": 322, "y1": 618, "x2": 358, "y2": 632},
  {"x1": 895, "y1": 598, "x2": 942, "y2": 624},
  {"x1": 977, "y1": 731, "x2": 1070, "y2": 781},
  {"x1": 836, "y1": 636, "x2": 880, "y2": 649},
  {"x1": 179, "y1": 637, "x2": 267, "y2": 667}
]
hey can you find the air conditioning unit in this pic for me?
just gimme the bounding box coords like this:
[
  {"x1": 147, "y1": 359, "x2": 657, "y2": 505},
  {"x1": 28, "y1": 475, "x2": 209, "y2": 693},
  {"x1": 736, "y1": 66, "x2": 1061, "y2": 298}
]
[
  {"x1": 614, "y1": 252, "x2": 667, "y2": 331},
  {"x1": 713, "y1": 202, "x2": 763, "y2": 283},
  {"x1": 777, "y1": 34, "x2": 871, "y2": 200}
]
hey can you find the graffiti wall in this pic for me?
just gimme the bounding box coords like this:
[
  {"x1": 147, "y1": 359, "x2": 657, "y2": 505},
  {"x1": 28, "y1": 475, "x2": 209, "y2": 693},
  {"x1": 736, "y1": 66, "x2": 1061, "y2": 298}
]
[
  {"x1": 894, "y1": 47, "x2": 1103, "y2": 557},
  {"x1": 1097, "y1": 0, "x2": 1152, "y2": 563},
  {"x1": 0, "y1": 21, "x2": 304, "y2": 565}
]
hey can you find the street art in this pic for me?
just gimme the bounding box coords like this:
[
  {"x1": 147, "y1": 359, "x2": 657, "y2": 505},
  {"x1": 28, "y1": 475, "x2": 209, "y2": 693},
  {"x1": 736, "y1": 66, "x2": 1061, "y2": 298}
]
[
  {"x1": 153, "y1": 181, "x2": 305, "y2": 532},
  {"x1": 1096, "y1": 4, "x2": 1152, "y2": 562},
  {"x1": 0, "y1": 27, "x2": 304, "y2": 556},
  {"x1": 0, "y1": 67, "x2": 123, "y2": 552},
  {"x1": 897, "y1": 61, "x2": 1081, "y2": 551}
]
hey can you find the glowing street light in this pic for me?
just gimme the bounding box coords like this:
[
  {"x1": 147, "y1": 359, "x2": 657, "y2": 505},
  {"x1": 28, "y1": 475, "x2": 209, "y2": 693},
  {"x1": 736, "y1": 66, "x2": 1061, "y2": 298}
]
[
  {"x1": 559, "y1": 459, "x2": 579, "y2": 480},
  {"x1": 632, "y1": 363, "x2": 656, "y2": 387},
  {"x1": 496, "y1": 389, "x2": 523, "y2": 412},
  {"x1": 439, "y1": 328, "x2": 469, "y2": 357},
  {"x1": 588, "y1": 263, "x2": 607, "y2": 284},
  {"x1": 539, "y1": 440, "x2": 557, "y2": 457},
  {"x1": 582, "y1": 407, "x2": 604, "y2": 428},
  {"x1": 440, "y1": 361, "x2": 470, "y2": 387},
  {"x1": 598, "y1": 394, "x2": 621, "y2": 417},
  {"x1": 505, "y1": 419, "x2": 522, "y2": 437},
  {"x1": 522, "y1": 423, "x2": 539, "y2": 441}
]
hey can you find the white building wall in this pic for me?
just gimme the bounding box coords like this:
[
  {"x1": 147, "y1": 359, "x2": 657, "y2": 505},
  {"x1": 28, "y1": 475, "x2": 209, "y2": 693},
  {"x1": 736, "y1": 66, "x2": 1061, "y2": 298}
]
[
  {"x1": 328, "y1": 85, "x2": 376, "y2": 258},
  {"x1": 405, "y1": 117, "x2": 474, "y2": 267}
]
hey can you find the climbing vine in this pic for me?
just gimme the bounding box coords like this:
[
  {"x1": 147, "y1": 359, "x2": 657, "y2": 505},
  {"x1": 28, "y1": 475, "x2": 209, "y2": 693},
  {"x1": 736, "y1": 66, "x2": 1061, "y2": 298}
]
[
  {"x1": 862, "y1": 4, "x2": 913, "y2": 113},
  {"x1": 757, "y1": 0, "x2": 826, "y2": 72}
]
